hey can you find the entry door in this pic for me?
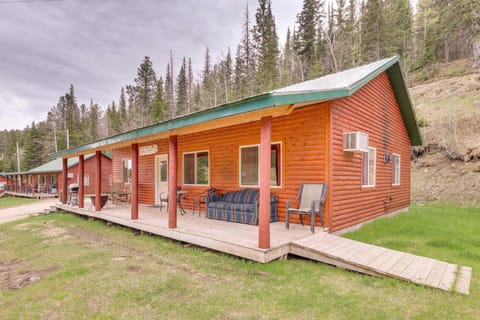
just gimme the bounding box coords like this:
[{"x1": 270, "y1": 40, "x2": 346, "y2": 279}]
[{"x1": 155, "y1": 154, "x2": 168, "y2": 205}]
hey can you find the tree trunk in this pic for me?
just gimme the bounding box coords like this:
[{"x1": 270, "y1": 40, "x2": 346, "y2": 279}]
[{"x1": 472, "y1": 40, "x2": 480, "y2": 70}]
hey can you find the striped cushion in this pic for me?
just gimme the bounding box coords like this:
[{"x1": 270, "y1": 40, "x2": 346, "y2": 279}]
[
  {"x1": 221, "y1": 189, "x2": 259, "y2": 204},
  {"x1": 207, "y1": 189, "x2": 278, "y2": 225}
]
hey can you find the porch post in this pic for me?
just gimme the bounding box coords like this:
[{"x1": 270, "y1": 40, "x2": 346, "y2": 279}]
[
  {"x1": 95, "y1": 151, "x2": 102, "y2": 211},
  {"x1": 78, "y1": 154, "x2": 85, "y2": 208},
  {"x1": 28, "y1": 174, "x2": 33, "y2": 195},
  {"x1": 168, "y1": 135, "x2": 178, "y2": 228},
  {"x1": 259, "y1": 116, "x2": 272, "y2": 249},
  {"x1": 131, "y1": 143, "x2": 139, "y2": 220},
  {"x1": 62, "y1": 158, "x2": 68, "y2": 204}
]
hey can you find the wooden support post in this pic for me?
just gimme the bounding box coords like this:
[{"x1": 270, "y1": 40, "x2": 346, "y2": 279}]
[
  {"x1": 62, "y1": 158, "x2": 68, "y2": 204},
  {"x1": 259, "y1": 116, "x2": 271, "y2": 249},
  {"x1": 27, "y1": 174, "x2": 33, "y2": 195},
  {"x1": 131, "y1": 144, "x2": 139, "y2": 220},
  {"x1": 78, "y1": 154, "x2": 85, "y2": 208},
  {"x1": 168, "y1": 135, "x2": 178, "y2": 229},
  {"x1": 95, "y1": 151, "x2": 102, "y2": 211}
]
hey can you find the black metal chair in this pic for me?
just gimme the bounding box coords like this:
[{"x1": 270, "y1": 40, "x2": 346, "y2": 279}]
[
  {"x1": 286, "y1": 183, "x2": 328, "y2": 233},
  {"x1": 192, "y1": 188, "x2": 216, "y2": 216},
  {"x1": 159, "y1": 186, "x2": 181, "y2": 211}
]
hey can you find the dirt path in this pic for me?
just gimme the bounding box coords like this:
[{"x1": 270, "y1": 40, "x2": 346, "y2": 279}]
[{"x1": 0, "y1": 199, "x2": 58, "y2": 224}]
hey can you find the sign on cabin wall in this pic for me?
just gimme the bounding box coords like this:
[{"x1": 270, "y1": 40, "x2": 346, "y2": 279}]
[{"x1": 139, "y1": 144, "x2": 158, "y2": 156}]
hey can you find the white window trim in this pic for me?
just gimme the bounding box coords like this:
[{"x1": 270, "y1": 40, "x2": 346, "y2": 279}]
[
  {"x1": 239, "y1": 142, "x2": 282, "y2": 188},
  {"x1": 183, "y1": 150, "x2": 210, "y2": 186},
  {"x1": 392, "y1": 153, "x2": 401, "y2": 186},
  {"x1": 362, "y1": 147, "x2": 376, "y2": 188},
  {"x1": 84, "y1": 175, "x2": 90, "y2": 186}
]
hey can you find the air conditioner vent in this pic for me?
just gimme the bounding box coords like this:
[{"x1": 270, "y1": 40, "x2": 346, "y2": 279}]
[{"x1": 344, "y1": 132, "x2": 369, "y2": 153}]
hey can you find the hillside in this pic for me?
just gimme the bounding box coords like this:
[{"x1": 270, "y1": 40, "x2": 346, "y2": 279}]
[{"x1": 409, "y1": 59, "x2": 480, "y2": 206}]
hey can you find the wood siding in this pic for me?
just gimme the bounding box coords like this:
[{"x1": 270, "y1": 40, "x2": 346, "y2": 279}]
[
  {"x1": 56, "y1": 155, "x2": 112, "y2": 195},
  {"x1": 110, "y1": 72, "x2": 413, "y2": 232},
  {"x1": 112, "y1": 105, "x2": 329, "y2": 225},
  {"x1": 329, "y1": 72, "x2": 412, "y2": 232}
]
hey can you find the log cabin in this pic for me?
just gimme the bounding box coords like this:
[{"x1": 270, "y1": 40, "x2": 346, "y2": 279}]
[
  {"x1": 3, "y1": 153, "x2": 112, "y2": 196},
  {"x1": 53, "y1": 56, "x2": 422, "y2": 249}
]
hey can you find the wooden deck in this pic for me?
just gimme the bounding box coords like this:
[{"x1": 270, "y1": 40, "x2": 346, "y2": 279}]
[
  {"x1": 5, "y1": 191, "x2": 58, "y2": 200},
  {"x1": 55, "y1": 202, "x2": 471, "y2": 295}
]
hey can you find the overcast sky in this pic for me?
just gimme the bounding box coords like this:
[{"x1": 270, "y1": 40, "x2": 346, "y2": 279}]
[
  {"x1": 0, "y1": 0, "x2": 305, "y2": 130},
  {"x1": 0, "y1": 0, "x2": 419, "y2": 131}
]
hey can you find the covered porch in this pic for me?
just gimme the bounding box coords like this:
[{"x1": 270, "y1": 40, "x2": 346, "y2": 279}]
[{"x1": 56, "y1": 201, "x2": 313, "y2": 263}]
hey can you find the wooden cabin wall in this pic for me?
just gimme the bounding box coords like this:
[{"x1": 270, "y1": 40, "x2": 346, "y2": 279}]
[
  {"x1": 58, "y1": 155, "x2": 113, "y2": 194},
  {"x1": 330, "y1": 72, "x2": 412, "y2": 232},
  {"x1": 111, "y1": 105, "x2": 329, "y2": 225}
]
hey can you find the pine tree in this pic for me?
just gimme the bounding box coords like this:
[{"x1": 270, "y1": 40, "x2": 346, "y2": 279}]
[
  {"x1": 202, "y1": 47, "x2": 214, "y2": 107},
  {"x1": 187, "y1": 58, "x2": 194, "y2": 113},
  {"x1": 295, "y1": 0, "x2": 324, "y2": 78},
  {"x1": 219, "y1": 48, "x2": 233, "y2": 103},
  {"x1": 165, "y1": 51, "x2": 175, "y2": 118},
  {"x1": 88, "y1": 99, "x2": 100, "y2": 140},
  {"x1": 252, "y1": 0, "x2": 279, "y2": 92},
  {"x1": 360, "y1": 0, "x2": 384, "y2": 62},
  {"x1": 22, "y1": 122, "x2": 45, "y2": 170},
  {"x1": 134, "y1": 56, "x2": 157, "y2": 127},
  {"x1": 125, "y1": 85, "x2": 137, "y2": 129},
  {"x1": 176, "y1": 57, "x2": 188, "y2": 115},
  {"x1": 383, "y1": 0, "x2": 413, "y2": 62},
  {"x1": 151, "y1": 77, "x2": 167, "y2": 122},
  {"x1": 119, "y1": 87, "x2": 128, "y2": 132}
]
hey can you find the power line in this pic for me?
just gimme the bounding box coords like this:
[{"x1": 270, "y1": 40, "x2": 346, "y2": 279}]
[{"x1": 0, "y1": 0, "x2": 64, "y2": 3}]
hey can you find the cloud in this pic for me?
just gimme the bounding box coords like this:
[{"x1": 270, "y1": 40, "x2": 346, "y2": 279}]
[{"x1": 0, "y1": 0, "x2": 302, "y2": 130}]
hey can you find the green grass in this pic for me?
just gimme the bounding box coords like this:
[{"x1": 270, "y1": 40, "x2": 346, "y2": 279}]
[
  {"x1": 0, "y1": 205, "x2": 478, "y2": 319},
  {"x1": 0, "y1": 196, "x2": 38, "y2": 209}
]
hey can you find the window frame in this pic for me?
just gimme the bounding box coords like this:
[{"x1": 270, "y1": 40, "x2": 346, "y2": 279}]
[
  {"x1": 183, "y1": 150, "x2": 210, "y2": 186},
  {"x1": 84, "y1": 175, "x2": 90, "y2": 186},
  {"x1": 239, "y1": 142, "x2": 282, "y2": 188},
  {"x1": 362, "y1": 147, "x2": 376, "y2": 188},
  {"x1": 392, "y1": 153, "x2": 400, "y2": 186}
]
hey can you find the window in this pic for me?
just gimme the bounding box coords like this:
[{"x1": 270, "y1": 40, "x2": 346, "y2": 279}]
[
  {"x1": 183, "y1": 151, "x2": 209, "y2": 185},
  {"x1": 362, "y1": 147, "x2": 376, "y2": 187},
  {"x1": 392, "y1": 154, "x2": 400, "y2": 185},
  {"x1": 51, "y1": 175, "x2": 56, "y2": 184},
  {"x1": 84, "y1": 175, "x2": 90, "y2": 186},
  {"x1": 240, "y1": 143, "x2": 282, "y2": 187},
  {"x1": 160, "y1": 160, "x2": 168, "y2": 182},
  {"x1": 109, "y1": 175, "x2": 112, "y2": 185},
  {"x1": 123, "y1": 159, "x2": 132, "y2": 183}
]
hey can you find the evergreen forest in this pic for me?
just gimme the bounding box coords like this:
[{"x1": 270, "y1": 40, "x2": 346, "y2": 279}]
[{"x1": 1, "y1": 0, "x2": 479, "y2": 172}]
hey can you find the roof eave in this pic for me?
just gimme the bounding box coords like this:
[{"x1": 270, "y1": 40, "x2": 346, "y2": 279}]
[
  {"x1": 386, "y1": 62, "x2": 423, "y2": 146},
  {"x1": 51, "y1": 93, "x2": 275, "y2": 158}
]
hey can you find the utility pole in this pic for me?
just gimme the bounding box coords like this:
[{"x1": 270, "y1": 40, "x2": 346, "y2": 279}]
[
  {"x1": 54, "y1": 125, "x2": 58, "y2": 153},
  {"x1": 16, "y1": 142, "x2": 20, "y2": 172},
  {"x1": 66, "y1": 129, "x2": 70, "y2": 149}
]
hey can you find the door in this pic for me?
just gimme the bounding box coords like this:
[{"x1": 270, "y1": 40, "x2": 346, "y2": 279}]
[{"x1": 155, "y1": 154, "x2": 168, "y2": 205}]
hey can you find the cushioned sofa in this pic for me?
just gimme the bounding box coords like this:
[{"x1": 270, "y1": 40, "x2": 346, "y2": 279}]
[{"x1": 205, "y1": 189, "x2": 278, "y2": 225}]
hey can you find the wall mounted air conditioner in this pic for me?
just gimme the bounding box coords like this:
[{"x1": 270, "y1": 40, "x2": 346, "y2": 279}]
[{"x1": 343, "y1": 132, "x2": 369, "y2": 153}]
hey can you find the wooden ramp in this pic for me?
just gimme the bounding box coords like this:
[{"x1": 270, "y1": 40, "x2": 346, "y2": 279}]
[{"x1": 291, "y1": 232, "x2": 472, "y2": 295}]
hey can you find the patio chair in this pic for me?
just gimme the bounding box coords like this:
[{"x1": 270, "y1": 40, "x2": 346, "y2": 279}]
[
  {"x1": 286, "y1": 183, "x2": 328, "y2": 233},
  {"x1": 115, "y1": 184, "x2": 131, "y2": 204},
  {"x1": 109, "y1": 182, "x2": 124, "y2": 205},
  {"x1": 192, "y1": 187, "x2": 216, "y2": 216},
  {"x1": 159, "y1": 186, "x2": 181, "y2": 211}
]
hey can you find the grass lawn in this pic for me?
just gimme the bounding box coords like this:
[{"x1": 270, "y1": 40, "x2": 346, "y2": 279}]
[
  {"x1": 0, "y1": 204, "x2": 478, "y2": 319},
  {"x1": 0, "y1": 196, "x2": 38, "y2": 209}
]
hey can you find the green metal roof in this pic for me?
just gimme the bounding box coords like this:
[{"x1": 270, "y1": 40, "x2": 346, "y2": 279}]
[
  {"x1": 3, "y1": 152, "x2": 112, "y2": 176},
  {"x1": 53, "y1": 56, "x2": 421, "y2": 158},
  {"x1": 27, "y1": 153, "x2": 96, "y2": 174}
]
